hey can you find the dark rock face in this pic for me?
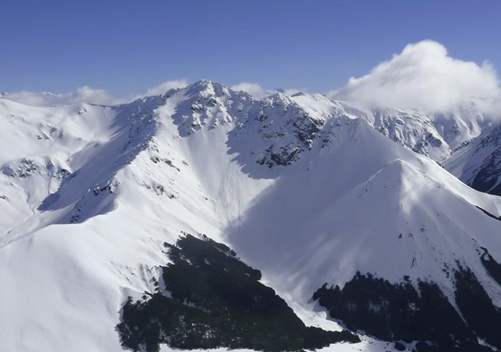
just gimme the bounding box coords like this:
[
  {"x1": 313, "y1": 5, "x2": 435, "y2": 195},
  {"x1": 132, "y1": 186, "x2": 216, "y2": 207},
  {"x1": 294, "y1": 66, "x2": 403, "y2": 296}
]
[
  {"x1": 236, "y1": 94, "x2": 329, "y2": 169},
  {"x1": 313, "y1": 268, "x2": 501, "y2": 352},
  {"x1": 413, "y1": 133, "x2": 444, "y2": 155},
  {"x1": 117, "y1": 234, "x2": 359, "y2": 352},
  {"x1": 169, "y1": 81, "x2": 252, "y2": 137},
  {"x1": 257, "y1": 145, "x2": 302, "y2": 168}
]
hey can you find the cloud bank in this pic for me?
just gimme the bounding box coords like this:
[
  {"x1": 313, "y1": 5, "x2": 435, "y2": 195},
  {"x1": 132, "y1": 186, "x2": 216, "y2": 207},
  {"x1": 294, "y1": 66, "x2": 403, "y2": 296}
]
[
  {"x1": 332, "y1": 40, "x2": 501, "y2": 113},
  {"x1": 1, "y1": 79, "x2": 306, "y2": 108},
  {"x1": 231, "y1": 82, "x2": 267, "y2": 99},
  {"x1": 0, "y1": 79, "x2": 190, "y2": 107},
  {"x1": 0, "y1": 86, "x2": 120, "y2": 107},
  {"x1": 143, "y1": 79, "x2": 189, "y2": 97},
  {"x1": 10, "y1": 43, "x2": 497, "y2": 115}
]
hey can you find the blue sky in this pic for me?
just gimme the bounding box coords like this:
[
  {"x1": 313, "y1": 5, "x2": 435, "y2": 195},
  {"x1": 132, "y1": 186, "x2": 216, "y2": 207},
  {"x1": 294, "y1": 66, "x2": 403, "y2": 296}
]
[{"x1": 1, "y1": 0, "x2": 501, "y2": 96}]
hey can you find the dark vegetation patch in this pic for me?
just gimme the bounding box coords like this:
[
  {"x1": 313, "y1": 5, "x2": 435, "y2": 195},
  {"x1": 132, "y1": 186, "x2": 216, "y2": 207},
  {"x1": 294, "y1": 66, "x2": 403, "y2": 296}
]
[
  {"x1": 393, "y1": 341, "x2": 406, "y2": 351},
  {"x1": 117, "y1": 234, "x2": 359, "y2": 352},
  {"x1": 480, "y1": 247, "x2": 501, "y2": 287},
  {"x1": 454, "y1": 266, "x2": 501, "y2": 349},
  {"x1": 313, "y1": 270, "x2": 499, "y2": 352},
  {"x1": 313, "y1": 273, "x2": 472, "y2": 349}
]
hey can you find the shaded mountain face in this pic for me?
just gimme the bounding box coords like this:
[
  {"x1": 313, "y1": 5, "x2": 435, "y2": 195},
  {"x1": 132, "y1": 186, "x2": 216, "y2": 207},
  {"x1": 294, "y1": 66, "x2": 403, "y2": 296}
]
[
  {"x1": 444, "y1": 125, "x2": 501, "y2": 196},
  {"x1": 1, "y1": 81, "x2": 501, "y2": 352}
]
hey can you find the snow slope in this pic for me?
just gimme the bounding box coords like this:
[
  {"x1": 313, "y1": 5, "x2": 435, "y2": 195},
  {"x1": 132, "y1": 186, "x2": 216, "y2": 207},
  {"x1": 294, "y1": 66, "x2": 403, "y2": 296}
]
[
  {"x1": 1, "y1": 81, "x2": 501, "y2": 352},
  {"x1": 226, "y1": 113, "x2": 501, "y2": 307}
]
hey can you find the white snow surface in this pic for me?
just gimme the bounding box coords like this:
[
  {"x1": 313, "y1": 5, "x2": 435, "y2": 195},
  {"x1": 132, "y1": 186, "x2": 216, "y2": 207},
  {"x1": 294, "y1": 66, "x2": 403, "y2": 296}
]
[{"x1": 1, "y1": 81, "x2": 501, "y2": 352}]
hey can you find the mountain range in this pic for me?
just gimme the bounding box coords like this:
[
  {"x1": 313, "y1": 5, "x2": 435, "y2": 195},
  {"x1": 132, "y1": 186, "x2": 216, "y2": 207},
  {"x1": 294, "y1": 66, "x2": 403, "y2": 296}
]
[{"x1": 2, "y1": 80, "x2": 501, "y2": 352}]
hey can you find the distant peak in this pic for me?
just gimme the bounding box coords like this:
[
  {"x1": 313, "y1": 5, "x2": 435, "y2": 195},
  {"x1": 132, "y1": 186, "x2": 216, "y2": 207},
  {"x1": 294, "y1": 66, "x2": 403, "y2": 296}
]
[
  {"x1": 185, "y1": 80, "x2": 229, "y2": 98},
  {"x1": 189, "y1": 80, "x2": 225, "y2": 90}
]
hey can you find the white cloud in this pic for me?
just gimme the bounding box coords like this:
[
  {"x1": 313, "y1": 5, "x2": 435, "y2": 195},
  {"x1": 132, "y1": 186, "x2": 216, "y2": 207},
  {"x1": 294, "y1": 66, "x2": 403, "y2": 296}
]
[
  {"x1": 0, "y1": 86, "x2": 120, "y2": 107},
  {"x1": 332, "y1": 40, "x2": 501, "y2": 113},
  {"x1": 231, "y1": 82, "x2": 267, "y2": 99},
  {"x1": 1, "y1": 79, "x2": 303, "y2": 107},
  {"x1": 0, "y1": 79, "x2": 190, "y2": 107},
  {"x1": 143, "y1": 79, "x2": 189, "y2": 96},
  {"x1": 282, "y1": 88, "x2": 304, "y2": 96}
]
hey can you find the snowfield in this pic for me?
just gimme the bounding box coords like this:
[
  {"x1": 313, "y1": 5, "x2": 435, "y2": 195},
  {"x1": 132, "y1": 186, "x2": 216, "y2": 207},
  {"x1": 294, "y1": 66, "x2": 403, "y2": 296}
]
[{"x1": 1, "y1": 81, "x2": 501, "y2": 352}]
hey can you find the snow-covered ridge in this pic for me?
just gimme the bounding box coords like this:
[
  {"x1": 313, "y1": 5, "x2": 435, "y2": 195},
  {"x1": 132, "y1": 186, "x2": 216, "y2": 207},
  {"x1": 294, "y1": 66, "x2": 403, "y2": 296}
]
[{"x1": 2, "y1": 80, "x2": 501, "y2": 352}]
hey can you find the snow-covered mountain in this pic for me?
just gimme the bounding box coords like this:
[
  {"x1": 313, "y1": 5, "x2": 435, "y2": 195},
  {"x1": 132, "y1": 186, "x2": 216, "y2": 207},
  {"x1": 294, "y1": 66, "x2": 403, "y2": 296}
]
[
  {"x1": 2, "y1": 81, "x2": 501, "y2": 352},
  {"x1": 349, "y1": 104, "x2": 489, "y2": 162},
  {"x1": 358, "y1": 102, "x2": 501, "y2": 198}
]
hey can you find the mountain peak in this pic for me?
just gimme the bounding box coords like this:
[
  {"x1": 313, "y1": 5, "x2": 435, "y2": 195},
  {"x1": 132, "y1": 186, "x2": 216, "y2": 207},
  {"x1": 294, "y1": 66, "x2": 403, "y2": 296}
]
[{"x1": 184, "y1": 80, "x2": 232, "y2": 98}]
